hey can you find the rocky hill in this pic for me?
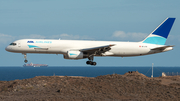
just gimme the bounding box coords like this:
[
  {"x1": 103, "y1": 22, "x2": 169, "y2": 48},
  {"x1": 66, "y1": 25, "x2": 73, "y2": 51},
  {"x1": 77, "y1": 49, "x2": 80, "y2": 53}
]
[{"x1": 0, "y1": 71, "x2": 180, "y2": 101}]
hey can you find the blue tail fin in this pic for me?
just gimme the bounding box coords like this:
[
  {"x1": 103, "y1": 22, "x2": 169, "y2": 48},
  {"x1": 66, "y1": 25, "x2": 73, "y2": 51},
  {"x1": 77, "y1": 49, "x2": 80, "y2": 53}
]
[{"x1": 142, "y1": 18, "x2": 175, "y2": 45}]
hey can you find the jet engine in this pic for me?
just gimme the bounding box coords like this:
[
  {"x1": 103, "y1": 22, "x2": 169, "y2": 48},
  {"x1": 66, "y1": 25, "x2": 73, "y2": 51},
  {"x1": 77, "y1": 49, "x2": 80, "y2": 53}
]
[{"x1": 63, "y1": 51, "x2": 87, "y2": 59}]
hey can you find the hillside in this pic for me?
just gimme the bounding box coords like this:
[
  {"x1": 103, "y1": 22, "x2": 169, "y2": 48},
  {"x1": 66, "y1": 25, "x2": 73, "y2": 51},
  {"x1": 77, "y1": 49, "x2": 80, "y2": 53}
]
[{"x1": 0, "y1": 71, "x2": 180, "y2": 101}]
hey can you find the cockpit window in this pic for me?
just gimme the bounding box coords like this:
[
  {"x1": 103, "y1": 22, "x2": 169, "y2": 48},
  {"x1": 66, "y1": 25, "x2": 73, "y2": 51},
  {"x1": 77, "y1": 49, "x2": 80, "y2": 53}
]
[{"x1": 9, "y1": 43, "x2": 17, "y2": 46}]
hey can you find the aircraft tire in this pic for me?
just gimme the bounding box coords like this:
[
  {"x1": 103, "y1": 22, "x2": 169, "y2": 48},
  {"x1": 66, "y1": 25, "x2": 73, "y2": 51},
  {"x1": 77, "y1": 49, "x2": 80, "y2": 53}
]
[
  {"x1": 24, "y1": 60, "x2": 28, "y2": 63},
  {"x1": 91, "y1": 62, "x2": 96, "y2": 66},
  {"x1": 93, "y1": 62, "x2": 97, "y2": 66},
  {"x1": 86, "y1": 61, "x2": 91, "y2": 65}
]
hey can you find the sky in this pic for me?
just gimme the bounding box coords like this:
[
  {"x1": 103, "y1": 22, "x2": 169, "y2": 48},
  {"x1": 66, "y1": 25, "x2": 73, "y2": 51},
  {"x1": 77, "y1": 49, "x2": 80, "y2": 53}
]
[{"x1": 0, "y1": 0, "x2": 180, "y2": 67}]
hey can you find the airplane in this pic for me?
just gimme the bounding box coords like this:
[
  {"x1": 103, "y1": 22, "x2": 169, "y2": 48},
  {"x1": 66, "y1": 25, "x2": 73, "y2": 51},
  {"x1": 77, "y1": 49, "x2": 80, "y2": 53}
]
[{"x1": 5, "y1": 17, "x2": 175, "y2": 66}]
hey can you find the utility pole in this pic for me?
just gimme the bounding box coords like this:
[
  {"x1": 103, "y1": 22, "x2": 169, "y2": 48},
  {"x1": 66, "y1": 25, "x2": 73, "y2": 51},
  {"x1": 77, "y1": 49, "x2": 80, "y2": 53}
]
[{"x1": 151, "y1": 63, "x2": 154, "y2": 78}]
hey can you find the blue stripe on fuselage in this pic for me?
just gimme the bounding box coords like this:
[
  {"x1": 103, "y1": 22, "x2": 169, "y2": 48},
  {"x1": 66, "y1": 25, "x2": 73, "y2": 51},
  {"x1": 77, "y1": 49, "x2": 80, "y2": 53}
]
[{"x1": 28, "y1": 45, "x2": 41, "y2": 48}]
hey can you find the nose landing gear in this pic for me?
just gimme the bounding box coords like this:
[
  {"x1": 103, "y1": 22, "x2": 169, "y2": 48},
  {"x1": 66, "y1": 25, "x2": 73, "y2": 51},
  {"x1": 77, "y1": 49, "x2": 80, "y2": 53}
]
[{"x1": 23, "y1": 53, "x2": 28, "y2": 63}]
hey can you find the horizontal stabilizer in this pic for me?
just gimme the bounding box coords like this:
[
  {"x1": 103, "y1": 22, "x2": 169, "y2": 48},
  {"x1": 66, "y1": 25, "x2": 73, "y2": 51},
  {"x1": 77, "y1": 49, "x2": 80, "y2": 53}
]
[{"x1": 151, "y1": 45, "x2": 174, "y2": 50}]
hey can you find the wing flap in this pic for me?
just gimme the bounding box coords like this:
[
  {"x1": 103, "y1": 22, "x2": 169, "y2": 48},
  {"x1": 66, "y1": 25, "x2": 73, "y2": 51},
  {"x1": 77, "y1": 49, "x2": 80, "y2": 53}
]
[
  {"x1": 80, "y1": 44, "x2": 115, "y2": 52},
  {"x1": 79, "y1": 44, "x2": 115, "y2": 55}
]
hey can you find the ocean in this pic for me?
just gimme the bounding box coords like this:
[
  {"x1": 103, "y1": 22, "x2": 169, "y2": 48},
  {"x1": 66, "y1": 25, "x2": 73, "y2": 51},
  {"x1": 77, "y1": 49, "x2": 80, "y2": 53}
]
[{"x1": 0, "y1": 66, "x2": 180, "y2": 81}]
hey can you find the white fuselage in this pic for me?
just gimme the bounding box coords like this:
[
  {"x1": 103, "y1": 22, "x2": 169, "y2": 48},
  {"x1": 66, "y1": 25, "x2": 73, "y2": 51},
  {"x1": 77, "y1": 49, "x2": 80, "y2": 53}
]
[
  {"x1": 5, "y1": 39, "x2": 172, "y2": 57},
  {"x1": 5, "y1": 18, "x2": 175, "y2": 65}
]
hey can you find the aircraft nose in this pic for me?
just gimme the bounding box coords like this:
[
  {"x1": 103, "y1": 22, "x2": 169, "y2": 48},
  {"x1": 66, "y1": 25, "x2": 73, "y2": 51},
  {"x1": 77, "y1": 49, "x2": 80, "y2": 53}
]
[{"x1": 5, "y1": 46, "x2": 11, "y2": 52}]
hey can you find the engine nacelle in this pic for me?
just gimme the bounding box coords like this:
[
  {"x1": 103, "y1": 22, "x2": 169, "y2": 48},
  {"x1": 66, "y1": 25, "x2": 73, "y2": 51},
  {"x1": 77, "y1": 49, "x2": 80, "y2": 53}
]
[{"x1": 64, "y1": 51, "x2": 87, "y2": 59}]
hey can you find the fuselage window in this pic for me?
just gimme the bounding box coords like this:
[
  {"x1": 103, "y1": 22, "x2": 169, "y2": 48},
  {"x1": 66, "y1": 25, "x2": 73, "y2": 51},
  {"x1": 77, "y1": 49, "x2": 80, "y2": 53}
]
[{"x1": 9, "y1": 43, "x2": 17, "y2": 46}]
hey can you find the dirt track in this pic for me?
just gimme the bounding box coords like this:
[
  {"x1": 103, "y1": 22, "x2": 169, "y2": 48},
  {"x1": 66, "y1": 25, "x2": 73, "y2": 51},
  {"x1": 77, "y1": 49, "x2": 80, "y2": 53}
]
[{"x1": 0, "y1": 71, "x2": 180, "y2": 101}]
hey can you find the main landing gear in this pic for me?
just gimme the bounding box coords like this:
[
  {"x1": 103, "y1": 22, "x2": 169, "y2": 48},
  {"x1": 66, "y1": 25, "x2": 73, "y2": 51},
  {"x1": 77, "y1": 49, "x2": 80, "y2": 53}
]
[
  {"x1": 23, "y1": 53, "x2": 28, "y2": 63},
  {"x1": 86, "y1": 56, "x2": 97, "y2": 66},
  {"x1": 86, "y1": 61, "x2": 97, "y2": 66}
]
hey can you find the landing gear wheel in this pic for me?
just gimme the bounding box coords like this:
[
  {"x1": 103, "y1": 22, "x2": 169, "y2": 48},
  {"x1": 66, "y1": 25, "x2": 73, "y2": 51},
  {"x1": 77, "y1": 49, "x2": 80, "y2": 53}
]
[
  {"x1": 91, "y1": 62, "x2": 96, "y2": 66},
  {"x1": 93, "y1": 62, "x2": 97, "y2": 66},
  {"x1": 86, "y1": 61, "x2": 92, "y2": 65},
  {"x1": 24, "y1": 60, "x2": 28, "y2": 63}
]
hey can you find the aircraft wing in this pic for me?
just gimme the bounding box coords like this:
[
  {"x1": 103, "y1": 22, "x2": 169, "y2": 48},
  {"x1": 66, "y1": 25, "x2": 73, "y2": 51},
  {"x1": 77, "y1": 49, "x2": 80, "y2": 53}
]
[
  {"x1": 151, "y1": 45, "x2": 174, "y2": 50},
  {"x1": 79, "y1": 44, "x2": 115, "y2": 55}
]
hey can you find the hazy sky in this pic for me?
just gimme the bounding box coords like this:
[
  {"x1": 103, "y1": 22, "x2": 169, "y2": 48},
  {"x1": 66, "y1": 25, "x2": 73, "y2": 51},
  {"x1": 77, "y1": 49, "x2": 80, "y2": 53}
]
[{"x1": 1, "y1": 0, "x2": 180, "y2": 66}]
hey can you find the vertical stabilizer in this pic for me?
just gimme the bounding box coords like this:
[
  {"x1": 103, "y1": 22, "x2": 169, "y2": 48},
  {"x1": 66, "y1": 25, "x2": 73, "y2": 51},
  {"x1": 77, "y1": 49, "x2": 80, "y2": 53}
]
[{"x1": 142, "y1": 18, "x2": 175, "y2": 45}]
